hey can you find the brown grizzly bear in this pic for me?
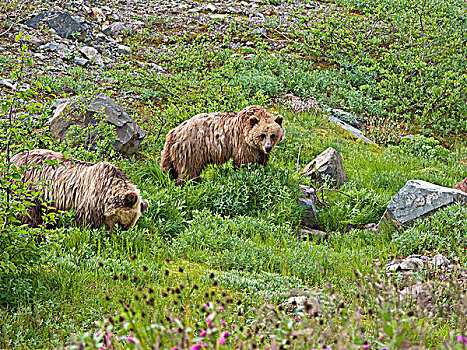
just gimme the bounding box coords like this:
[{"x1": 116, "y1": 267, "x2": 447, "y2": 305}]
[
  {"x1": 10, "y1": 149, "x2": 149, "y2": 231},
  {"x1": 160, "y1": 105, "x2": 285, "y2": 185}
]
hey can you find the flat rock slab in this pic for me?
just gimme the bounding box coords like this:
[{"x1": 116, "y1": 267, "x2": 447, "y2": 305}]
[
  {"x1": 47, "y1": 12, "x2": 87, "y2": 39},
  {"x1": 25, "y1": 12, "x2": 87, "y2": 40},
  {"x1": 380, "y1": 180, "x2": 467, "y2": 231},
  {"x1": 325, "y1": 108, "x2": 372, "y2": 143}
]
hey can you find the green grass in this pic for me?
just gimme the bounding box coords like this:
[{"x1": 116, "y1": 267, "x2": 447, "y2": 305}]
[{"x1": 1, "y1": 0, "x2": 467, "y2": 348}]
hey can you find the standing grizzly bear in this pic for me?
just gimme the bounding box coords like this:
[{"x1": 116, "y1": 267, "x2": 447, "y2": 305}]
[
  {"x1": 10, "y1": 149, "x2": 149, "y2": 231},
  {"x1": 160, "y1": 105, "x2": 285, "y2": 185}
]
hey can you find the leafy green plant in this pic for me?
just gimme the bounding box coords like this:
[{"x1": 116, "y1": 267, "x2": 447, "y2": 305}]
[
  {"x1": 186, "y1": 164, "x2": 302, "y2": 224},
  {"x1": 398, "y1": 134, "x2": 453, "y2": 163},
  {"x1": 0, "y1": 32, "x2": 55, "y2": 304},
  {"x1": 393, "y1": 203, "x2": 467, "y2": 257},
  {"x1": 315, "y1": 183, "x2": 389, "y2": 231}
]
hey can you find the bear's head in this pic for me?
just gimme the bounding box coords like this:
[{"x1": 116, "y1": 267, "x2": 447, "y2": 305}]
[
  {"x1": 104, "y1": 190, "x2": 149, "y2": 232},
  {"x1": 243, "y1": 105, "x2": 285, "y2": 155}
]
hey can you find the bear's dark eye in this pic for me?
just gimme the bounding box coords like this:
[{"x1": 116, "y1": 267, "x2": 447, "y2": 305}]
[
  {"x1": 271, "y1": 134, "x2": 275, "y2": 141},
  {"x1": 260, "y1": 134, "x2": 266, "y2": 140}
]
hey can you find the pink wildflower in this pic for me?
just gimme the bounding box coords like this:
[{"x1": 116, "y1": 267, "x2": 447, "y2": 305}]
[
  {"x1": 200, "y1": 330, "x2": 208, "y2": 337},
  {"x1": 122, "y1": 336, "x2": 140, "y2": 344},
  {"x1": 221, "y1": 318, "x2": 226, "y2": 327},
  {"x1": 458, "y1": 335, "x2": 467, "y2": 345},
  {"x1": 105, "y1": 330, "x2": 111, "y2": 349},
  {"x1": 220, "y1": 331, "x2": 230, "y2": 345}
]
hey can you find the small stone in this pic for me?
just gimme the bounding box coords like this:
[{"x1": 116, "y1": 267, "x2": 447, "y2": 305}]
[
  {"x1": 40, "y1": 42, "x2": 60, "y2": 51},
  {"x1": 325, "y1": 108, "x2": 372, "y2": 143},
  {"x1": 284, "y1": 296, "x2": 308, "y2": 312},
  {"x1": 103, "y1": 22, "x2": 132, "y2": 36},
  {"x1": 432, "y1": 254, "x2": 450, "y2": 267},
  {"x1": 117, "y1": 44, "x2": 131, "y2": 54},
  {"x1": 74, "y1": 56, "x2": 89, "y2": 66},
  {"x1": 325, "y1": 108, "x2": 363, "y2": 129},
  {"x1": 91, "y1": 7, "x2": 106, "y2": 23},
  {"x1": 245, "y1": 41, "x2": 254, "y2": 46},
  {"x1": 399, "y1": 283, "x2": 429, "y2": 300},
  {"x1": 205, "y1": 3, "x2": 217, "y2": 12},
  {"x1": 299, "y1": 228, "x2": 328, "y2": 241},
  {"x1": 0, "y1": 78, "x2": 16, "y2": 90},
  {"x1": 209, "y1": 14, "x2": 227, "y2": 20},
  {"x1": 251, "y1": 28, "x2": 267, "y2": 36},
  {"x1": 29, "y1": 35, "x2": 44, "y2": 48},
  {"x1": 95, "y1": 33, "x2": 107, "y2": 42},
  {"x1": 32, "y1": 53, "x2": 48, "y2": 60},
  {"x1": 386, "y1": 257, "x2": 425, "y2": 272},
  {"x1": 79, "y1": 45, "x2": 103, "y2": 64}
]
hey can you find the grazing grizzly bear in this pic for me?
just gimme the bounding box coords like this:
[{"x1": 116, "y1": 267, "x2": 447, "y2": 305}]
[
  {"x1": 160, "y1": 105, "x2": 285, "y2": 185},
  {"x1": 10, "y1": 149, "x2": 149, "y2": 231}
]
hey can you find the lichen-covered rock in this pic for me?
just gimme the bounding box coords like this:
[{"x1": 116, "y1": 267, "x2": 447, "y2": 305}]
[
  {"x1": 49, "y1": 94, "x2": 146, "y2": 156},
  {"x1": 380, "y1": 180, "x2": 467, "y2": 231}
]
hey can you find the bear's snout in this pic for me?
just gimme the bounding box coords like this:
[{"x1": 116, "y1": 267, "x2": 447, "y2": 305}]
[{"x1": 265, "y1": 146, "x2": 273, "y2": 153}]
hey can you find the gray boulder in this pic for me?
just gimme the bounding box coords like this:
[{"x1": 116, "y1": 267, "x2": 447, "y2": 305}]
[
  {"x1": 380, "y1": 180, "x2": 467, "y2": 231},
  {"x1": 302, "y1": 147, "x2": 348, "y2": 186},
  {"x1": 50, "y1": 94, "x2": 146, "y2": 156}
]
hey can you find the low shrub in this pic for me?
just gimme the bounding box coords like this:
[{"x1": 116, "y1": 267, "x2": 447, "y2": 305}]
[
  {"x1": 393, "y1": 203, "x2": 467, "y2": 257},
  {"x1": 186, "y1": 164, "x2": 302, "y2": 224}
]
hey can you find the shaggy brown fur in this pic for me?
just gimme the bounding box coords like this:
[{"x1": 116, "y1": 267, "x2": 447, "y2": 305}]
[
  {"x1": 454, "y1": 178, "x2": 467, "y2": 193},
  {"x1": 10, "y1": 149, "x2": 149, "y2": 231},
  {"x1": 160, "y1": 105, "x2": 285, "y2": 185}
]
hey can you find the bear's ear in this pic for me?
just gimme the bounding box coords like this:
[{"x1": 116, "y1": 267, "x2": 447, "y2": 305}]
[
  {"x1": 124, "y1": 192, "x2": 138, "y2": 207},
  {"x1": 275, "y1": 115, "x2": 283, "y2": 126},
  {"x1": 141, "y1": 199, "x2": 149, "y2": 213},
  {"x1": 249, "y1": 116, "x2": 259, "y2": 127}
]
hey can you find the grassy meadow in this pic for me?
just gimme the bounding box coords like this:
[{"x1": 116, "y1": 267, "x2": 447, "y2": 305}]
[{"x1": 1, "y1": 0, "x2": 466, "y2": 348}]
